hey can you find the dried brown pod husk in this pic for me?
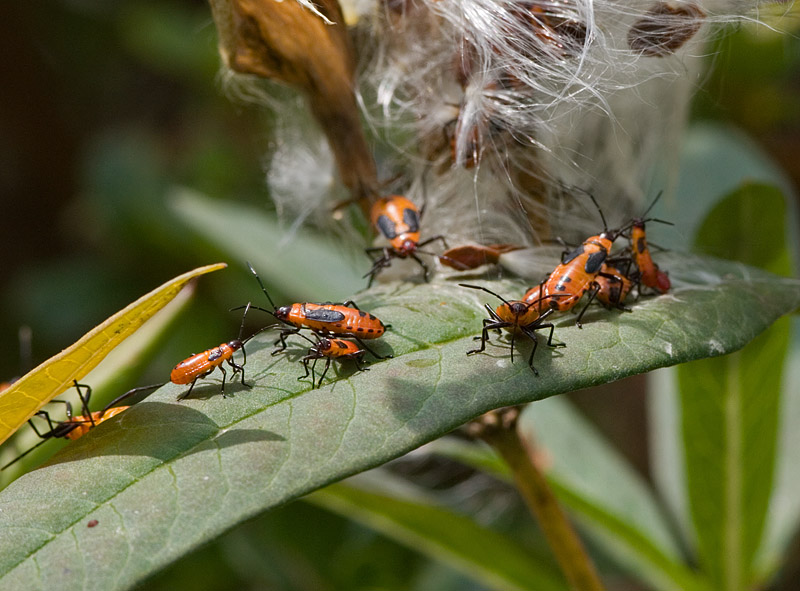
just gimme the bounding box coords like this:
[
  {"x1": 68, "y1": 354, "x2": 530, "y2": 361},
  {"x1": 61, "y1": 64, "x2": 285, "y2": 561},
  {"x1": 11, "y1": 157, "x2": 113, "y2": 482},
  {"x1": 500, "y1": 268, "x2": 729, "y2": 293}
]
[
  {"x1": 208, "y1": 0, "x2": 378, "y2": 202},
  {"x1": 628, "y1": 1, "x2": 706, "y2": 57},
  {"x1": 440, "y1": 243, "x2": 524, "y2": 270}
]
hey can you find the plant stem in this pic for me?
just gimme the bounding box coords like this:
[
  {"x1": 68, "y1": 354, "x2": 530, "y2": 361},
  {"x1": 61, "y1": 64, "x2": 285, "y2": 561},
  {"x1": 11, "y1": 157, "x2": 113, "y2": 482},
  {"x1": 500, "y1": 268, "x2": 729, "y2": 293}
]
[{"x1": 470, "y1": 407, "x2": 605, "y2": 591}]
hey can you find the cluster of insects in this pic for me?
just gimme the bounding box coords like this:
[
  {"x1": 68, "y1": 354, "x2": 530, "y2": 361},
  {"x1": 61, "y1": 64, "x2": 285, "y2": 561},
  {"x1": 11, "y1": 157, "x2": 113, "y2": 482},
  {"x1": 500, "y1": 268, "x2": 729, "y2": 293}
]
[
  {"x1": 461, "y1": 192, "x2": 672, "y2": 374},
  {"x1": 3, "y1": 191, "x2": 671, "y2": 469}
]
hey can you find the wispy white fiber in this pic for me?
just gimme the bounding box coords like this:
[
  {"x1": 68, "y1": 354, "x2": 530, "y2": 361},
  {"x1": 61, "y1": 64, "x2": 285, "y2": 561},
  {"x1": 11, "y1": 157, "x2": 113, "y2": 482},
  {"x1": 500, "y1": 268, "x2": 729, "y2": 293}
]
[{"x1": 263, "y1": 0, "x2": 782, "y2": 255}]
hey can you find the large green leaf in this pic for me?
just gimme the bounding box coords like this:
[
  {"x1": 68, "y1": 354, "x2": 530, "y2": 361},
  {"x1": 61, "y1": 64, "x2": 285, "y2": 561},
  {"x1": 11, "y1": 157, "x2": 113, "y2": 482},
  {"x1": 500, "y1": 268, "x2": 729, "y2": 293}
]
[
  {"x1": 677, "y1": 184, "x2": 794, "y2": 590},
  {"x1": 0, "y1": 254, "x2": 797, "y2": 590},
  {"x1": 308, "y1": 473, "x2": 567, "y2": 591}
]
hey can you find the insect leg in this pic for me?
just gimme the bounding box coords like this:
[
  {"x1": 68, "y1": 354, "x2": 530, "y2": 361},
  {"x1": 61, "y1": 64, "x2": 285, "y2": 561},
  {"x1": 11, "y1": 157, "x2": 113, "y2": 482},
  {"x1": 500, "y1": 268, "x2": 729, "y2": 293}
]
[
  {"x1": 410, "y1": 253, "x2": 430, "y2": 282},
  {"x1": 218, "y1": 365, "x2": 228, "y2": 398},
  {"x1": 467, "y1": 321, "x2": 507, "y2": 355},
  {"x1": 316, "y1": 358, "x2": 332, "y2": 389},
  {"x1": 273, "y1": 328, "x2": 301, "y2": 354},
  {"x1": 354, "y1": 338, "x2": 392, "y2": 360},
  {"x1": 575, "y1": 284, "x2": 601, "y2": 328},
  {"x1": 177, "y1": 377, "x2": 199, "y2": 401}
]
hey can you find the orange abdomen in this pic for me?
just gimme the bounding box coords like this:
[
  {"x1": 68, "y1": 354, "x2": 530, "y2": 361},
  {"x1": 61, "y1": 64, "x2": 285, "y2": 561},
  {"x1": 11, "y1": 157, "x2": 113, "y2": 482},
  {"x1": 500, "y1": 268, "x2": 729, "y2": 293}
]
[
  {"x1": 596, "y1": 265, "x2": 632, "y2": 307},
  {"x1": 631, "y1": 226, "x2": 668, "y2": 292},
  {"x1": 65, "y1": 406, "x2": 130, "y2": 440},
  {"x1": 171, "y1": 344, "x2": 232, "y2": 385},
  {"x1": 288, "y1": 303, "x2": 386, "y2": 339},
  {"x1": 325, "y1": 339, "x2": 362, "y2": 358}
]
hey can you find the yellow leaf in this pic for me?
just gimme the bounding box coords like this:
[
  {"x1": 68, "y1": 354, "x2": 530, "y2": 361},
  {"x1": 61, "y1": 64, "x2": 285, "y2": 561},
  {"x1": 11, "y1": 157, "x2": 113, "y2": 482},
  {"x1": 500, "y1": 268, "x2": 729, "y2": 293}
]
[{"x1": 0, "y1": 263, "x2": 227, "y2": 446}]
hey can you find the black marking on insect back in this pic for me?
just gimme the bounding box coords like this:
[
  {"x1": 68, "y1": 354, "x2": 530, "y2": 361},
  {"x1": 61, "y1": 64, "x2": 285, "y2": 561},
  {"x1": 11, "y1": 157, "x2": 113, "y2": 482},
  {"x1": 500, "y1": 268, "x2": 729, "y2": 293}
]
[
  {"x1": 358, "y1": 310, "x2": 366, "y2": 317},
  {"x1": 562, "y1": 244, "x2": 584, "y2": 264},
  {"x1": 585, "y1": 251, "x2": 607, "y2": 274},
  {"x1": 368, "y1": 328, "x2": 374, "y2": 333},
  {"x1": 403, "y1": 207, "x2": 420, "y2": 233},
  {"x1": 207, "y1": 348, "x2": 223, "y2": 362},
  {"x1": 306, "y1": 309, "x2": 347, "y2": 323},
  {"x1": 637, "y1": 236, "x2": 646, "y2": 253},
  {"x1": 369, "y1": 314, "x2": 377, "y2": 320},
  {"x1": 555, "y1": 275, "x2": 571, "y2": 291},
  {"x1": 377, "y1": 215, "x2": 398, "y2": 239}
]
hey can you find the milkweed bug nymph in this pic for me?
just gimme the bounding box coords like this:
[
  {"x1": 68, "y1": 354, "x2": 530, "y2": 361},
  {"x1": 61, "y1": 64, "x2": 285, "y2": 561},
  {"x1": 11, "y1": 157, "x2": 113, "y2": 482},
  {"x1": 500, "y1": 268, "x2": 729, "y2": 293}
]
[
  {"x1": 243, "y1": 263, "x2": 392, "y2": 360},
  {"x1": 1, "y1": 380, "x2": 162, "y2": 470},
  {"x1": 595, "y1": 262, "x2": 635, "y2": 311},
  {"x1": 365, "y1": 195, "x2": 448, "y2": 287},
  {"x1": 460, "y1": 283, "x2": 566, "y2": 375},
  {"x1": 293, "y1": 333, "x2": 368, "y2": 389},
  {"x1": 525, "y1": 192, "x2": 624, "y2": 327},
  {"x1": 620, "y1": 192, "x2": 673, "y2": 294},
  {"x1": 172, "y1": 303, "x2": 257, "y2": 400}
]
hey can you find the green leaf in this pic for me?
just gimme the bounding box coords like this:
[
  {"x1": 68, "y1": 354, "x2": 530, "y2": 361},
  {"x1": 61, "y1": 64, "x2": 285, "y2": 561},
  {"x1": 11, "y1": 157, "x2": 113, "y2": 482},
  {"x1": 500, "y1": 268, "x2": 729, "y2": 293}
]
[
  {"x1": 518, "y1": 399, "x2": 706, "y2": 591},
  {"x1": 169, "y1": 187, "x2": 363, "y2": 301},
  {"x1": 0, "y1": 263, "x2": 226, "y2": 448},
  {"x1": 670, "y1": 123, "x2": 797, "y2": 252},
  {"x1": 678, "y1": 183, "x2": 794, "y2": 590},
  {"x1": 308, "y1": 473, "x2": 568, "y2": 591},
  {"x1": 692, "y1": 183, "x2": 792, "y2": 277},
  {"x1": 430, "y1": 401, "x2": 706, "y2": 591},
  {"x1": 0, "y1": 254, "x2": 797, "y2": 590},
  {"x1": 0, "y1": 281, "x2": 195, "y2": 487}
]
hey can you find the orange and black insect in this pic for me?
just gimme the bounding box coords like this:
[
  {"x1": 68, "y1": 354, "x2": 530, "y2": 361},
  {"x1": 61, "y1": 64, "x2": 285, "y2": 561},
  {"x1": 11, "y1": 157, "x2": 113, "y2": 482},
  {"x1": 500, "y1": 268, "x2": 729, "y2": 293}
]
[
  {"x1": 460, "y1": 284, "x2": 565, "y2": 375},
  {"x1": 2, "y1": 381, "x2": 161, "y2": 470},
  {"x1": 172, "y1": 303, "x2": 257, "y2": 400},
  {"x1": 623, "y1": 193, "x2": 673, "y2": 294},
  {"x1": 244, "y1": 263, "x2": 391, "y2": 360},
  {"x1": 524, "y1": 193, "x2": 623, "y2": 327},
  {"x1": 294, "y1": 333, "x2": 368, "y2": 389},
  {"x1": 595, "y1": 262, "x2": 635, "y2": 311},
  {"x1": 365, "y1": 195, "x2": 448, "y2": 286}
]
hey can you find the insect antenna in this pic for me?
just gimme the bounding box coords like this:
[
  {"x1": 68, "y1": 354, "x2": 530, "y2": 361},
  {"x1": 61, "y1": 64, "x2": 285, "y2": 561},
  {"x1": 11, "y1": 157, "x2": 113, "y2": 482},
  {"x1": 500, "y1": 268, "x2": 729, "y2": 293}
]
[
  {"x1": 1, "y1": 438, "x2": 50, "y2": 471},
  {"x1": 230, "y1": 304, "x2": 281, "y2": 323},
  {"x1": 246, "y1": 261, "x2": 277, "y2": 310},
  {"x1": 640, "y1": 190, "x2": 664, "y2": 219},
  {"x1": 459, "y1": 283, "x2": 513, "y2": 307},
  {"x1": 99, "y1": 383, "x2": 165, "y2": 416},
  {"x1": 587, "y1": 192, "x2": 609, "y2": 232}
]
